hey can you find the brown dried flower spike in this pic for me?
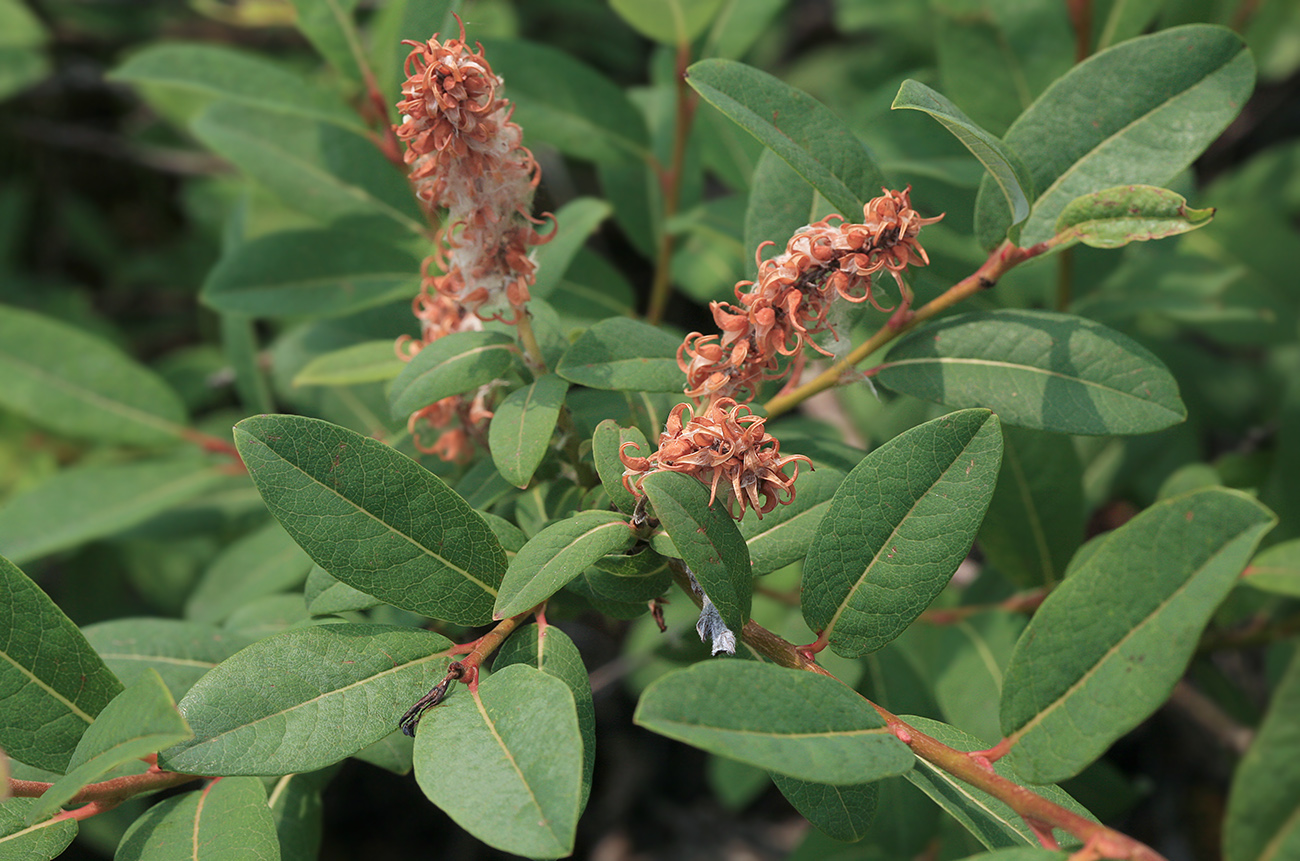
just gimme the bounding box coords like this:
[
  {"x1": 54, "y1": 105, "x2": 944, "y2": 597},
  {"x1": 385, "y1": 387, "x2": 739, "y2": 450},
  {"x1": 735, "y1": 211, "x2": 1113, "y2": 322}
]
[{"x1": 620, "y1": 399, "x2": 812, "y2": 520}]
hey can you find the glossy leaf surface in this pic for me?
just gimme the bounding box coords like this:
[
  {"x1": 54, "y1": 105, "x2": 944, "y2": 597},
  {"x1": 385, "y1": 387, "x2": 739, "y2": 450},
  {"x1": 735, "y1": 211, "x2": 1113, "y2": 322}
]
[
  {"x1": 234, "y1": 415, "x2": 506, "y2": 625},
  {"x1": 635, "y1": 662, "x2": 913, "y2": 784},
  {"x1": 876, "y1": 310, "x2": 1186, "y2": 435},
  {"x1": 802, "y1": 410, "x2": 1002, "y2": 657},
  {"x1": 414, "y1": 665, "x2": 583, "y2": 859},
  {"x1": 161, "y1": 624, "x2": 452, "y2": 775},
  {"x1": 1000, "y1": 489, "x2": 1275, "y2": 782}
]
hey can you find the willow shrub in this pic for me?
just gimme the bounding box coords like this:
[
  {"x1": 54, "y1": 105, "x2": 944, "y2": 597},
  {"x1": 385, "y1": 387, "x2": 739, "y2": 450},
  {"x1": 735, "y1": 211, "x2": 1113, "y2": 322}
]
[{"x1": 2, "y1": 2, "x2": 1298, "y2": 861}]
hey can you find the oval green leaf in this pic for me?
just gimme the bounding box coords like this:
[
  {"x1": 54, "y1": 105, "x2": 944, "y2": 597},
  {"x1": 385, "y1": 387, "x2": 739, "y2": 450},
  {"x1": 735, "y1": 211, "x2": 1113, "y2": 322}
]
[
  {"x1": 771, "y1": 773, "x2": 878, "y2": 843},
  {"x1": 593, "y1": 420, "x2": 650, "y2": 515},
  {"x1": 293, "y1": 339, "x2": 406, "y2": 387},
  {"x1": 555, "y1": 317, "x2": 686, "y2": 393},
  {"x1": 975, "y1": 25, "x2": 1254, "y2": 246},
  {"x1": 1052, "y1": 184, "x2": 1215, "y2": 250},
  {"x1": 634, "y1": 661, "x2": 914, "y2": 784},
  {"x1": 891, "y1": 79, "x2": 1034, "y2": 230},
  {"x1": 802, "y1": 410, "x2": 1003, "y2": 658},
  {"x1": 531, "y1": 197, "x2": 613, "y2": 299},
  {"x1": 202, "y1": 229, "x2": 421, "y2": 318},
  {"x1": 493, "y1": 511, "x2": 634, "y2": 619},
  {"x1": 0, "y1": 799, "x2": 77, "y2": 860},
  {"x1": 0, "y1": 556, "x2": 123, "y2": 773},
  {"x1": 1242, "y1": 539, "x2": 1300, "y2": 598},
  {"x1": 495, "y1": 623, "x2": 597, "y2": 810},
  {"x1": 388, "y1": 331, "x2": 519, "y2": 419},
  {"x1": 610, "y1": 0, "x2": 728, "y2": 44},
  {"x1": 414, "y1": 664, "x2": 583, "y2": 859},
  {"x1": 489, "y1": 374, "x2": 569, "y2": 489},
  {"x1": 585, "y1": 548, "x2": 673, "y2": 604},
  {"x1": 116, "y1": 777, "x2": 279, "y2": 861},
  {"x1": 233, "y1": 414, "x2": 506, "y2": 625},
  {"x1": 1000, "y1": 488, "x2": 1276, "y2": 783},
  {"x1": 0, "y1": 304, "x2": 188, "y2": 446},
  {"x1": 641, "y1": 470, "x2": 752, "y2": 632},
  {"x1": 875, "y1": 310, "x2": 1187, "y2": 435},
  {"x1": 160, "y1": 623, "x2": 452, "y2": 775},
  {"x1": 686, "y1": 58, "x2": 884, "y2": 221},
  {"x1": 185, "y1": 521, "x2": 314, "y2": 625}
]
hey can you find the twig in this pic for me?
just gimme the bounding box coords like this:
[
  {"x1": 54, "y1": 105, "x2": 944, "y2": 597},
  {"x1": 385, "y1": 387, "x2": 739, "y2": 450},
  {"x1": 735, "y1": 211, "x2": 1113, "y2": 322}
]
[{"x1": 645, "y1": 41, "x2": 699, "y2": 325}]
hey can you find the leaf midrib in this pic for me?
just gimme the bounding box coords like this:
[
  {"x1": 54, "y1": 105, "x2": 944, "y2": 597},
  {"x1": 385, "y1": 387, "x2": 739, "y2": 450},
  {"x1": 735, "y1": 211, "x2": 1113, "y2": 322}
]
[
  {"x1": 880, "y1": 356, "x2": 1181, "y2": 415},
  {"x1": 472, "y1": 686, "x2": 565, "y2": 850},
  {"x1": 0, "y1": 646, "x2": 95, "y2": 723}
]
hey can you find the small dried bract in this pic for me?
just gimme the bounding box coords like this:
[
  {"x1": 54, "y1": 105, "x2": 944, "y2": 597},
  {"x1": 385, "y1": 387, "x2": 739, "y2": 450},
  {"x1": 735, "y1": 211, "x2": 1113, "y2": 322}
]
[
  {"x1": 680, "y1": 187, "x2": 942, "y2": 403},
  {"x1": 620, "y1": 399, "x2": 812, "y2": 520}
]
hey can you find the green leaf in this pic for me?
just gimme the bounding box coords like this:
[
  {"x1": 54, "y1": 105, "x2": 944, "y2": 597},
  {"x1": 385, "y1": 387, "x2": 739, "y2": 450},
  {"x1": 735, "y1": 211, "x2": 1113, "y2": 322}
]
[
  {"x1": 585, "y1": 548, "x2": 673, "y2": 603},
  {"x1": 303, "y1": 566, "x2": 382, "y2": 615},
  {"x1": 234, "y1": 415, "x2": 506, "y2": 625},
  {"x1": 641, "y1": 470, "x2": 752, "y2": 632},
  {"x1": 116, "y1": 777, "x2": 280, "y2": 861},
  {"x1": 0, "y1": 799, "x2": 77, "y2": 860},
  {"x1": 81, "y1": 619, "x2": 253, "y2": 701},
  {"x1": 771, "y1": 773, "x2": 877, "y2": 842},
  {"x1": 0, "y1": 455, "x2": 226, "y2": 565},
  {"x1": 160, "y1": 623, "x2": 452, "y2": 775},
  {"x1": 891, "y1": 79, "x2": 1034, "y2": 230},
  {"x1": 495, "y1": 623, "x2": 597, "y2": 809},
  {"x1": 351, "y1": 730, "x2": 413, "y2": 775},
  {"x1": 555, "y1": 317, "x2": 686, "y2": 393},
  {"x1": 489, "y1": 374, "x2": 569, "y2": 489},
  {"x1": 900, "y1": 716, "x2": 1091, "y2": 850},
  {"x1": 977, "y1": 427, "x2": 1084, "y2": 588},
  {"x1": 109, "y1": 43, "x2": 362, "y2": 130},
  {"x1": 593, "y1": 420, "x2": 650, "y2": 515},
  {"x1": 531, "y1": 197, "x2": 613, "y2": 299},
  {"x1": 191, "y1": 102, "x2": 423, "y2": 233},
  {"x1": 388, "y1": 331, "x2": 519, "y2": 419},
  {"x1": 202, "y1": 229, "x2": 421, "y2": 317},
  {"x1": 1242, "y1": 539, "x2": 1300, "y2": 598},
  {"x1": 185, "y1": 522, "x2": 313, "y2": 625},
  {"x1": 494, "y1": 511, "x2": 634, "y2": 619},
  {"x1": 1051, "y1": 185, "x2": 1215, "y2": 249},
  {"x1": 0, "y1": 304, "x2": 188, "y2": 446},
  {"x1": 219, "y1": 312, "x2": 274, "y2": 415},
  {"x1": 293, "y1": 340, "x2": 405, "y2": 387},
  {"x1": 931, "y1": 613, "x2": 1024, "y2": 746},
  {"x1": 975, "y1": 25, "x2": 1254, "y2": 247},
  {"x1": 634, "y1": 662, "x2": 913, "y2": 784},
  {"x1": 266, "y1": 769, "x2": 332, "y2": 861},
  {"x1": 685, "y1": 59, "x2": 884, "y2": 221},
  {"x1": 1224, "y1": 651, "x2": 1300, "y2": 861},
  {"x1": 27, "y1": 669, "x2": 192, "y2": 822},
  {"x1": 802, "y1": 410, "x2": 1003, "y2": 658},
  {"x1": 414, "y1": 664, "x2": 583, "y2": 859},
  {"x1": 609, "y1": 0, "x2": 728, "y2": 44},
  {"x1": 740, "y1": 467, "x2": 844, "y2": 577},
  {"x1": 287, "y1": 0, "x2": 362, "y2": 81},
  {"x1": 478, "y1": 38, "x2": 650, "y2": 165},
  {"x1": 1000, "y1": 488, "x2": 1276, "y2": 783},
  {"x1": 876, "y1": 310, "x2": 1187, "y2": 436},
  {"x1": 0, "y1": 556, "x2": 123, "y2": 773}
]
